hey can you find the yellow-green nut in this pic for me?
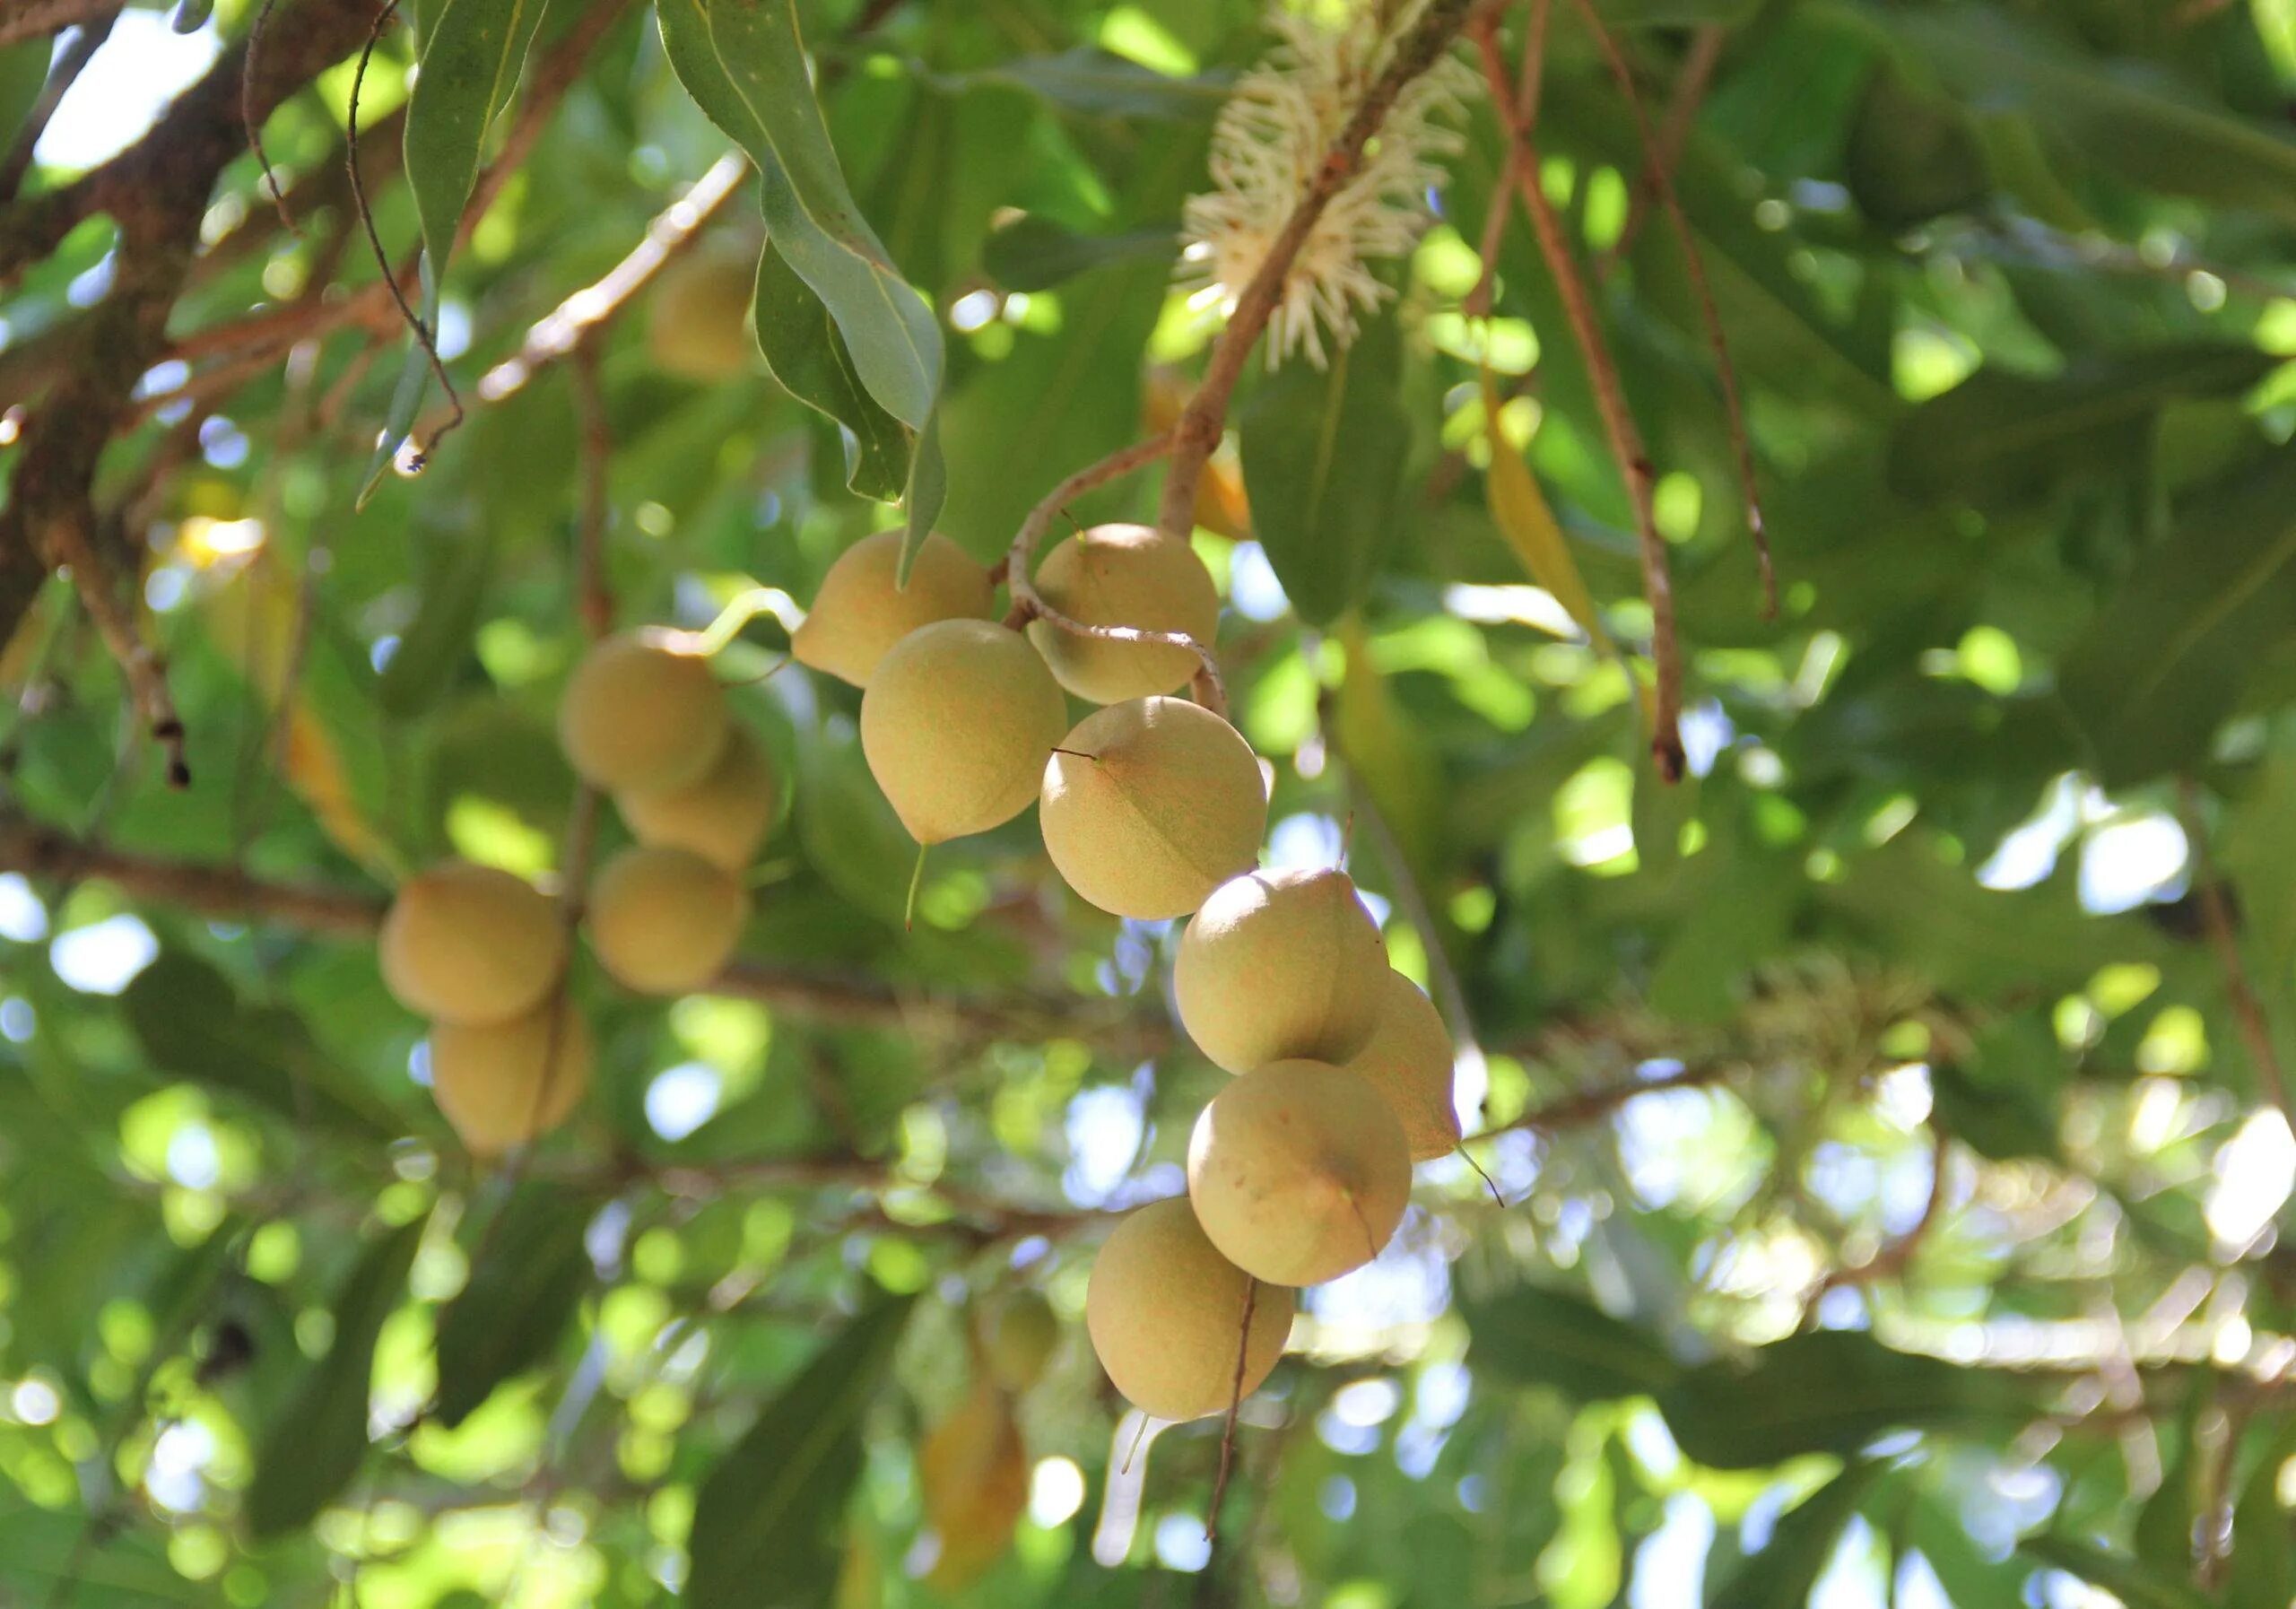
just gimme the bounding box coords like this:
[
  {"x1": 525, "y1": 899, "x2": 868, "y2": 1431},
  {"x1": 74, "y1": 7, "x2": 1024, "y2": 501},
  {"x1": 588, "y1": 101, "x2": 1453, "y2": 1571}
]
[
  {"x1": 790, "y1": 530, "x2": 996, "y2": 689},
  {"x1": 859, "y1": 620, "x2": 1068, "y2": 845},
  {"x1": 380, "y1": 860, "x2": 566, "y2": 1026},
  {"x1": 616, "y1": 722, "x2": 777, "y2": 874},
  {"x1": 429, "y1": 995, "x2": 592, "y2": 1158},
  {"x1": 1039, "y1": 697, "x2": 1265, "y2": 919},
  {"x1": 1187, "y1": 1058, "x2": 1411, "y2": 1287},
  {"x1": 1342, "y1": 969, "x2": 1463, "y2": 1162},
  {"x1": 558, "y1": 632, "x2": 727, "y2": 795},
  {"x1": 1173, "y1": 866, "x2": 1387, "y2": 1074},
  {"x1": 1025, "y1": 522, "x2": 1220, "y2": 704},
  {"x1": 1085, "y1": 1196, "x2": 1294, "y2": 1422},
  {"x1": 587, "y1": 845, "x2": 748, "y2": 996}
]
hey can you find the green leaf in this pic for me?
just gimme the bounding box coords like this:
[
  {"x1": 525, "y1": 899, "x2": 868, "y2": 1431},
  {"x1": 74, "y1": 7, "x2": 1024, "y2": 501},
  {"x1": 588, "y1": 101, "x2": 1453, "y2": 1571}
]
[
  {"x1": 658, "y1": 0, "x2": 942, "y2": 429},
  {"x1": 2229, "y1": 1424, "x2": 2295, "y2": 1609},
  {"x1": 1657, "y1": 1330, "x2": 2039, "y2": 1469},
  {"x1": 2019, "y1": 1535, "x2": 2213, "y2": 1609},
  {"x1": 980, "y1": 215, "x2": 1179, "y2": 292},
  {"x1": 120, "y1": 953, "x2": 396, "y2": 1139},
  {"x1": 1460, "y1": 1283, "x2": 1683, "y2": 1402},
  {"x1": 2223, "y1": 752, "x2": 2296, "y2": 978},
  {"x1": 900, "y1": 411, "x2": 947, "y2": 584},
  {"x1": 1843, "y1": 67, "x2": 1988, "y2": 227},
  {"x1": 404, "y1": 0, "x2": 552, "y2": 295},
  {"x1": 752, "y1": 240, "x2": 912, "y2": 503},
  {"x1": 432, "y1": 1185, "x2": 592, "y2": 1429},
  {"x1": 1238, "y1": 314, "x2": 1411, "y2": 628},
  {"x1": 685, "y1": 1296, "x2": 916, "y2": 1609},
  {"x1": 1709, "y1": 1461, "x2": 1880, "y2": 1609},
  {"x1": 1885, "y1": 344, "x2": 2274, "y2": 508},
  {"x1": 2057, "y1": 445, "x2": 2296, "y2": 787},
  {"x1": 0, "y1": 1492, "x2": 219, "y2": 1607},
  {"x1": 1594, "y1": 0, "x2": 1758, "y2": 22},
  {"x1": 1883, "y1": 9, "x2": 2296, "y2": 225},
  {"x1": 358, "y1": 297, "x2": 438, "y2": 509},
  {"x1": 170, "y1": 0, "x2": 216, "y2": 31},
  {"x1": 378, "y1": 520, "x2": 494, "y2": 718},
  {"x1": 928, "y1": 48, "x2": 1231, "y2": 120},
  {"x1": 245, "y1": 1216, "x2": 429, "y2": 1538}
]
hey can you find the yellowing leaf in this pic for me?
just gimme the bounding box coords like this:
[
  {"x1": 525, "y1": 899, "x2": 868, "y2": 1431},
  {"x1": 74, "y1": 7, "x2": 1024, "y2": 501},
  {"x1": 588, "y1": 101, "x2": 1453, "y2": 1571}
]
[
  {"x1": 1335, "y1": 616, "x2": 1443, "y2": 875},
  {"x1": 1479, "y1": 364, "x2": 1602, "y2": 640},
  {"x1": 204, "y1": 557, "x2": 391, "y2": 873},
  {"x1": 918, "y1": 1378, "x2": 1029, "y2": 1591}
]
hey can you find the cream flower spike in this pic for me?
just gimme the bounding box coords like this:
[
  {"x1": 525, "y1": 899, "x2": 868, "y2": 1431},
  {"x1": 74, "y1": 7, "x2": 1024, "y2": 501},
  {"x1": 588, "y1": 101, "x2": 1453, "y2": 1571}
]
[{"x1": 1178, "y1": 0, "x2": 1477, "y2": 369}]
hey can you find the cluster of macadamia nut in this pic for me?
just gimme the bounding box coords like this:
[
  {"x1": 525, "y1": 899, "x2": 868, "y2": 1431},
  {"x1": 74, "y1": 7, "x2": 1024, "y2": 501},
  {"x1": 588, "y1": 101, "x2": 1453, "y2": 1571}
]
[
  {"x1": 802, "y1": 517, "x2": 1463, "y2": 1424},
  {"x1": 381, "y1": 631, "x2": 774, "y2": 1157}
]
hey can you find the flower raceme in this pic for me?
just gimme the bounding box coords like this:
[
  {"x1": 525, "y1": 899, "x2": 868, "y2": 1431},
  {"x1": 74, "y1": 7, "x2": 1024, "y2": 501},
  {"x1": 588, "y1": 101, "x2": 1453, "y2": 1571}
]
[{"x1": 1178, "y1": 0, "x2": 1478, "y2": 368}]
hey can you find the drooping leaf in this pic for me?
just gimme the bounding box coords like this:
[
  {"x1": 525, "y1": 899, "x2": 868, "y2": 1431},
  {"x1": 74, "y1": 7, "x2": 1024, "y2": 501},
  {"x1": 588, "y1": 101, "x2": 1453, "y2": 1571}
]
[
  {"x1": 1885, "y1": 344, "x2": 2274, "y2": 508},
  {"x1": 980, "y1": 215, "x2": 1180, "y2": 292},
  {"x1": 1657, "y1": 1330, "x2": 2039, "y2": 1469},
  {"x1": 917, "y1": 1376, "x2": 1029, "y2": 1591},
  {"x1": 686, "y1": 1296, "x2": 916, "y2": 1609},
  {"x1": 2019, "y1": 1535, "x2": 2213, "y2": 1609},
  {"x1": 927, "y1": 48, "x2": 1231, "y2": 120},
  {"x1": 899, "y1": 411, "x2": 947, "y2": 583},
  {"x1": 1461, "y1": 1283, "x2": 1683, "y2": 1402},
  {"x1": 2057, "y1": 445, "x2": 2296, "y2": 786},
  {"x1": 431, "y1": 1185, "x2": 593, "y2": 1429},
  {"x1": 657, "y1": 0, "x2": 941, "y2": 429},
  {"x1": 1843, "y1": 67, "x2": 1989, "y2": 227},
  {"x1": 1883, "y1": 9, "x2": 2296, "y2": 225},
  {"x1": 378, "y1": 520, "x2": 495, "y2": 718},
  {"x1": 120, "y1": 953, "x2": 396, "y2": 1139},
  {"x1": 1238, "y1": 313, "x2": 1412, "y2": 628},
  {"x1": 1479, "y1": 365, "x2": 1602, "y2": 640},
  {"x1": 1709, "y1": 1461, "x2": 1880, "y2": 1609},
  {"x1": 403, "y1": 0, "x2": 552, "y2": 291},
  {"x1": 245, "y1": 1215, "x2": 429, "y2": 1538},
  {"x1": 752, "y1": 240, "x2": 912, "y2": 503}
]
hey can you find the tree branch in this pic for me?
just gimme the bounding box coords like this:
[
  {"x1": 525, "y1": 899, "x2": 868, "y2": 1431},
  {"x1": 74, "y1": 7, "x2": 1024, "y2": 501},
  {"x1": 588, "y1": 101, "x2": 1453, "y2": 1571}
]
[
  {"x1": 0, "y1": 0, "x2": 118, "y2": 49},
  {"x1": 0, "y1": 0, "x2": 387, "y2": 779},
  {"x1": 0, "y1": 6, "x2": 116, "y2": 204},
  {"x1": 0, "y1": 813, "x2": 1174, "y2": 1054},
  {"x1": 1473, "y1": 8, "x2": 1684, "y2": 780},
  {"x1": 1461, "y1": 1057, "x2": 1737, "y2": 1144}
]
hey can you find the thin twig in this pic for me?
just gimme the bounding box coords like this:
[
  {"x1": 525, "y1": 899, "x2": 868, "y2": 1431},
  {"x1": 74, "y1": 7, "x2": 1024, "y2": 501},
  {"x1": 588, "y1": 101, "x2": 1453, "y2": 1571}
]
[
  {"x1": 346, "y1": 0, "x2": 463, "y2": 461},
  {"x1": 0, "y1": 8, "x2": 117, "y2": 204},
  {"x1": 477, "y1": 152, "x2": 750, "y2": 403},
  {"x1": 1799, "y1": 1126, "x2": 1951, "y2": 1327},
  {"x1": 1565, "y1": 0, "x2": 1770, "y2": 618},
  {"x1": 1474, "y1": 7, "x2": 1683, "y2": 779},
  {"x1": 1603, "y1": 24, "x2": 1721, "y2": 269},
  {"x1": 2180, "y1": 781, "x2": 2294, "y2": 1133},
  {"x1": 240, "y1": 0, "x2": 297, "y2": 235},
  {"x1": 1205, "y1": 1276, "x2": 1260, "y2": 1552},
  {"x1": 996, "y1": 435, "x2": 1231, "y2": 708},
  {"x1": 0, "y1": 814, "x2": 1173, "y2": 1053},
  {"x1": 569, "y1": 345, "x2": 614, "y2": 640},
  {"x1": 1462, "y1": 1057, "x2": 1736, "y2": 1145}
]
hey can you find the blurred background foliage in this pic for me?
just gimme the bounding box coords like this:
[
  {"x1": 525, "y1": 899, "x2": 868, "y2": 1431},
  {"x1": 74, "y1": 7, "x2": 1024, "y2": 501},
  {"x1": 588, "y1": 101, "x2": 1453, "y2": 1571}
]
[{"x1": 4, "y1": 0, "x2": 2296, "y2": 1605}]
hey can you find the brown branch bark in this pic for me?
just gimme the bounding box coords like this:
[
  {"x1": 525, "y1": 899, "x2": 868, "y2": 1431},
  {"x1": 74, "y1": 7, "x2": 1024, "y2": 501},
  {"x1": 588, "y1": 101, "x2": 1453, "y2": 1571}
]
[
  {"x1": 0, "y1": 0, "x2": 387, "y2": 778},
  {"x1": 0, "y1": 813, "x2": 1174, "y2": 1053},
  {"x1": 0, "y1": 0, "x2": 117, "y2": 49},
  {"x1": 2180, "y1": 781, "x2": 2294, "y2": 1131},
  {"x1": 0, "y1": 6, "x2": 116, "y2": 204},
  {"x1": 1565, "y1": 0, "x2": 1770, "y2": 618},
  {"x1": 1473, "y1": 10, "x2": 1684, "y2": 780},
  {"x1": 1462, "y1": 1057, "x2": 1737, "y2": 1144}
]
